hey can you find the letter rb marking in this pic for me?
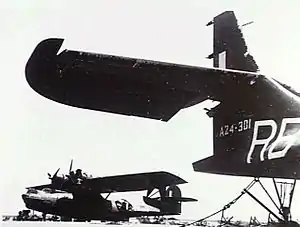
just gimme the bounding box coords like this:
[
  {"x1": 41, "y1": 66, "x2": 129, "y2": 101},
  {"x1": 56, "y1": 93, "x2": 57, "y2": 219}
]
[{"x1": 247, "y1": 117, "x2": 300, "y2": 164}]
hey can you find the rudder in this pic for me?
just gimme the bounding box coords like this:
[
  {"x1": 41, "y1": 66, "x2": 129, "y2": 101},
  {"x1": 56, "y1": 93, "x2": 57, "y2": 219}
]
[{"x1": 207, "y1": 11, "x2": 259, "y2": 72}]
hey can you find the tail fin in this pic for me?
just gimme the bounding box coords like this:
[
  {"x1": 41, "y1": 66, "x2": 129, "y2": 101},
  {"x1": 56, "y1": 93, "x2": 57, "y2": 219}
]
[
  {"x1": 192, "y1": 11, "x2": 300, "y2": 180},
  {"x1": 143, "y1": 186, "x2": 196, "y2": 214},
  {"x1": 207, "y1": 11, "x2": 259, "y2": 72}
]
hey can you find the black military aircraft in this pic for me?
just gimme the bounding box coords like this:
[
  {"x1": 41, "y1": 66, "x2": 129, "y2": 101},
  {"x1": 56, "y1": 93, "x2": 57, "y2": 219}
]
[
  {"x1": 25, "y1": 11, "x2": 300, "y2": 226},
  {"x1": 22, "y1": 160, "x2": 197, "y2": 221}
]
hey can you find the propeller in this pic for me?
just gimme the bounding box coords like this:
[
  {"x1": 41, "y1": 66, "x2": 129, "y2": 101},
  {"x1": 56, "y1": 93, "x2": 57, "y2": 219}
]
[
  {"x1": 46, "y1": 160, "x2": 76, "y2": 190},
  {"x1": 47, "y1": 168, "x2": 63, "y2": 189},
  {"x1": 66, "y1": 159, "x2": 75, "y2": 183},
  {"x1": 48, "y1": 168, "x2": 60, "y2": 180},
  {"x1": 69, "y1": 159, "x2": 73, "y2": 173}
]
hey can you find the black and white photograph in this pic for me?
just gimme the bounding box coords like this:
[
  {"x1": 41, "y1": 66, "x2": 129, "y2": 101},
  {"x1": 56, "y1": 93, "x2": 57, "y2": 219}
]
[{"x1": 2, "y1": 1, "x2": 300, "y2": 226}]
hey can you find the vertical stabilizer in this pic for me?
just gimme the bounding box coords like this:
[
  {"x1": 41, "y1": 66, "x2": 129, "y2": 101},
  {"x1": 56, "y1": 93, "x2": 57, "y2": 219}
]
[{"x1": 207, "y1": 11, "x2": 259, "y2": 72}]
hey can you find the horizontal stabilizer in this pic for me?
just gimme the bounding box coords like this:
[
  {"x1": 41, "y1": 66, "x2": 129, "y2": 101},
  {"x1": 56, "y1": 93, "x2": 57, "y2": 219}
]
[{"x1": 160, "y1": 197, "x2": 197, "y2": 202}]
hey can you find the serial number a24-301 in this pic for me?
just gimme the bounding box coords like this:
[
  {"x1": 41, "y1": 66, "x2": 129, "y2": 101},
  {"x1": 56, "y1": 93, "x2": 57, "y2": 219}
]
[{"x1": 219, "y1": 119, "x2": 252, "y2": 137}]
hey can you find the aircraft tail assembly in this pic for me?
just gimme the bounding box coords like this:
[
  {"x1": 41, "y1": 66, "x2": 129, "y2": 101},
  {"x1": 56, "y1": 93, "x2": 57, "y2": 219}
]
[
  {"x1": 25, "y1": 13, "x2": 300, "y2": 180},
  {"x1": 193, "y1": 12, "x2": 300, "y2": 180},
  {"x1": 206, "y1": 11, "x2": 259, "y2": 72},
  {"x1": 143, "y1": 185, "x2": 196, "y2": 215}
]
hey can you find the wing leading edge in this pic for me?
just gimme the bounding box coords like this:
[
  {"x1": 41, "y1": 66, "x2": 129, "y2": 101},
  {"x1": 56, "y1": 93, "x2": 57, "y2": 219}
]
[
  {"x1": 27, "y1": 171, "x2": 187, "y2": 193},
  {"x1": 86, "y1": 171, "x2": 187, "y2": 193},
  {"x1": 25, "y1": 38, "x2": 261, "y2": 121}
]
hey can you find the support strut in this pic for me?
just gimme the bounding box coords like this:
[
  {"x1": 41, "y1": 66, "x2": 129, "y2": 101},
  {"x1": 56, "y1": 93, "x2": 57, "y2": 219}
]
[
  {"x1": 182, "y1": 177, "x2": 297, "y2": 227},
  {"x1": 246, "y1": 177, "x2": 297, "y2": 224},
  {"x1": 288, "y1": 179, "x2": 297, "y2": 216},
  {"x1": 243, "y1": 189, "x2": 283, "y2": 222},
  {"x1": 270, "y1": 178, "x2": 296, "y2": 222},
  {"x1": 257, "y1": 179, "x2": 282, "y2": 216}
]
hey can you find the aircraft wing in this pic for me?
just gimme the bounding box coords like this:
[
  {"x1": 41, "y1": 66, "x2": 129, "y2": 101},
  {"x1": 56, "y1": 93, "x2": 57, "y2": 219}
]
[
  {"x1": 85, "y1": 171, "x2": 187, "y2": 193},
  {"x1": 26, "y1": 171, "x2": 187, "y2": 193},
  {"x1": 25, "y1": 38, "x2": 261, "y2": 121}
]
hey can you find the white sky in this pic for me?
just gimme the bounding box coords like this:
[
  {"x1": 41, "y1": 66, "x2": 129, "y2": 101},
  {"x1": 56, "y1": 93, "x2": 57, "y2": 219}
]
[{"x1": 1, "y1": 0, "x2": 300, "y2": 223}]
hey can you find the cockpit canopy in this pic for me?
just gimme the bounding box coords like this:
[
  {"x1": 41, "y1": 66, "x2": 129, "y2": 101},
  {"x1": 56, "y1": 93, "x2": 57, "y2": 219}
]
[
  {"x1": 42, "y1": 188, "x2": 53, "y2": 193},
  {"x1": 26, "y1": 188, "x2": 38, "y2": 194}
]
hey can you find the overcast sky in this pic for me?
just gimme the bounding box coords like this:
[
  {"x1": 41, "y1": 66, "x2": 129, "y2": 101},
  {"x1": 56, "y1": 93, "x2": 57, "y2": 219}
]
[{"x1": 1, "y1": 0, "x2": 300, "y2": 222}]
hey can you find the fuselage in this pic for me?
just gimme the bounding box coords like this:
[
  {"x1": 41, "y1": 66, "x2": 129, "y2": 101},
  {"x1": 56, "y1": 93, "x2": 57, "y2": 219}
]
[{"x1": 22, "y1": 188, "x2": 133, "y2": 221}]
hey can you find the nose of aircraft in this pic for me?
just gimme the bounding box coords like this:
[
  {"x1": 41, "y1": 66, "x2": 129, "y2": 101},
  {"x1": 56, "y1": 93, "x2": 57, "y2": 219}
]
[
  {"x1": 21, "y1": 194, "x2": 29, "y2": 201},
  {"x1": 21, "y1": 193, "x2": 36, "y2": 210}
]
